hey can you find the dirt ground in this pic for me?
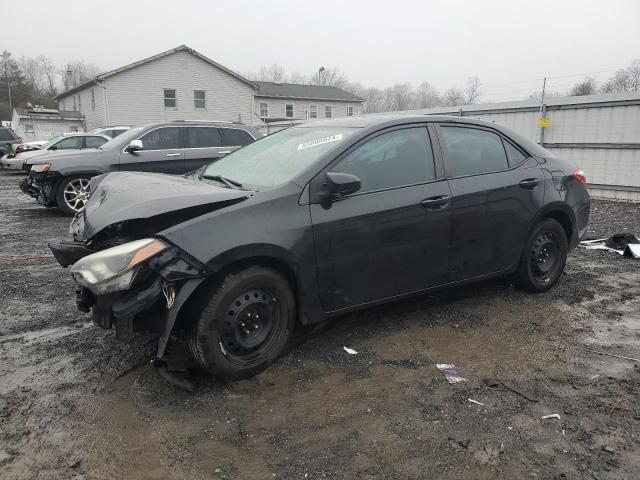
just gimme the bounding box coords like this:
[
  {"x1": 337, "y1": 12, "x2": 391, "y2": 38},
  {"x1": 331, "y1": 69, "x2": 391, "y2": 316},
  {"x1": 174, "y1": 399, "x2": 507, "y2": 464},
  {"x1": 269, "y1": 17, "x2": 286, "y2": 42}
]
[{"x1": 1, "y1": 169, "x2": 640, "y2": 480}]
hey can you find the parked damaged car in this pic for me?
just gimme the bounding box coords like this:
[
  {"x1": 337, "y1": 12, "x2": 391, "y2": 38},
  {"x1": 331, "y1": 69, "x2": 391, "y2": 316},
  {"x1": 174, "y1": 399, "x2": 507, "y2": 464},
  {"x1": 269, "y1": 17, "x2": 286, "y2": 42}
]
[
  {"x1": 49, "y1": 115, "x2": 590, "y2": 381},
  {"x1": 21, "y1": 120, "x2": 260, "y2": 214}
]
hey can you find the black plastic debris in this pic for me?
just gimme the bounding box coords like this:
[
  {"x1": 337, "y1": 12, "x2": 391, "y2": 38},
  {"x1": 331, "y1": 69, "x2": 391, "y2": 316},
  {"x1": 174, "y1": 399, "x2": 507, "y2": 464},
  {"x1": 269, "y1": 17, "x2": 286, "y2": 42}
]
[{"x1": 580, "y1": 233, "x2": 640, "y2": 258}]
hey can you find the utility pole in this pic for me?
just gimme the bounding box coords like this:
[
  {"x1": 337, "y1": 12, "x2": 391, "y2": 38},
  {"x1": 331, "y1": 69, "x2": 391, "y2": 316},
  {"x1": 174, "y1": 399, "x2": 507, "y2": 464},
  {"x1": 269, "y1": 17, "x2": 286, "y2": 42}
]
[
  {"x1": 3, "y1": 51, "x2": 12, "y2": 118},
  {"x1": 539, "y1": 77, "x2": 547, "y2": 145}
]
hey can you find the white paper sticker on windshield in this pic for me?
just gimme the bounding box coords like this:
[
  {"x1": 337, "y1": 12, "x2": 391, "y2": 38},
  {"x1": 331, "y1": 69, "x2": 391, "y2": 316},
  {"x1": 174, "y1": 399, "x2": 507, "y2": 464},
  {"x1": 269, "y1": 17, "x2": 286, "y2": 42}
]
[{"x1": 297, "y1": 134, "x2": 343, "y2": 151}]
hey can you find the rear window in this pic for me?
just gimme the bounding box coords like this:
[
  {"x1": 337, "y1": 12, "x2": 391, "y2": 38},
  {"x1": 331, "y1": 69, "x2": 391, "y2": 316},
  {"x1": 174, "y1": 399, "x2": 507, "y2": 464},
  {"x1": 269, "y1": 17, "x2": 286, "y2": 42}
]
[
  {"x1": 0, "y1": 128, "x2": 17, "y2": 141},
  {"x1": 222, "y1": 128, "x2": 254, "y2": 147},
  {"x1": 185, "y1": 127, "x2": 222, "y2": 148},
  {"x1": 440, "y1": 126, "x2": 509, "y2": 177}
]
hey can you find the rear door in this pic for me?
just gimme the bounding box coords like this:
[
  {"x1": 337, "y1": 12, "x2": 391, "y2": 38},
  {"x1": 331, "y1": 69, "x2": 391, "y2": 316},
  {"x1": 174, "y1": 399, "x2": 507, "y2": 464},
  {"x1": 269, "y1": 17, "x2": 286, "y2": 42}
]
[
  {"x1": 221, "y1": 127, "x2": 256, "y2": 153},
  {"x1": 309, "y1": 125, "x2": 452, "y2": 311},
  {"x1": 119, "y1": 126, "x2": 184, "y2": 174},
  {"x1": 183, "y1": 126, "x2": 226, "y2": 172},
  {"x1": 84, "y1": 136, "x2": 108, "y2": 149},
  {"x1": 436, "y1": 124, "x2": 544, "y2": 280}
]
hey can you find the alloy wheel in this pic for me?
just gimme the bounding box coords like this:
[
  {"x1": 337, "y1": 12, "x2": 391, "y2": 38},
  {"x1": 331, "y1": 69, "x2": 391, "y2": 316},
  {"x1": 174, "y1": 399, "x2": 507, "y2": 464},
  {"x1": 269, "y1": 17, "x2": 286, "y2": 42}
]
[{"x1": 63, "y1": 178, "x2": 90, "y2": 213}]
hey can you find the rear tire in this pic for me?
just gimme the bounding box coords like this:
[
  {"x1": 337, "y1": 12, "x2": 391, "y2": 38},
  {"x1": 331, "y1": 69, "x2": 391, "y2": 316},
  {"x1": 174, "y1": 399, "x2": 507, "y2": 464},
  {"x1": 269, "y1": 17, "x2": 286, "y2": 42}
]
[
  {"x1": 514, "y1": 218, "x2": 568, "y2": 292},
  {"x1": 55, "y1": 175, "x2": 91, "y2": 215},
  {"x1": 189, "y1": 266, "x2": 296, "y2": 380}
]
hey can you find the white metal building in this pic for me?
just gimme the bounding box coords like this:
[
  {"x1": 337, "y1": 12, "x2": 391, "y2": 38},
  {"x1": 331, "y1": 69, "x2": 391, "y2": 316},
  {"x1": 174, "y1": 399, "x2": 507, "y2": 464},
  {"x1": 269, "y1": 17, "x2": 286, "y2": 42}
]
[
  {"x1": 55, "y1": 45, "x2": 363, "y2": 131},
  {"x1": 11, "y1": 107, "x2": 84, "y2": 140},
  {"x1": 387, "y1": 92, "x2": 640, "y2": 200}
]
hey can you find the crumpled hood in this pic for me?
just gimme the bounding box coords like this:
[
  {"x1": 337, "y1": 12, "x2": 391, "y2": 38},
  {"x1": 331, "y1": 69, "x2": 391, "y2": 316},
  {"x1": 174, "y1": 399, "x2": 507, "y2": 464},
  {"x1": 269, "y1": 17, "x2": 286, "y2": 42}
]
[{"x1": 78, "y1": 171, "x2": 250, "y2": 240}]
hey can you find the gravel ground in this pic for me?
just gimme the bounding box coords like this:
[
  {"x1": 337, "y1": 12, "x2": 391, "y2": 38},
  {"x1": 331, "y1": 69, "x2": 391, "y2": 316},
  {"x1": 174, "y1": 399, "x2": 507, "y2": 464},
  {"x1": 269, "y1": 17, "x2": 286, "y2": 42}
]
[{"x1": 1, "y1": 169, "x2": 640, "y2": 480}]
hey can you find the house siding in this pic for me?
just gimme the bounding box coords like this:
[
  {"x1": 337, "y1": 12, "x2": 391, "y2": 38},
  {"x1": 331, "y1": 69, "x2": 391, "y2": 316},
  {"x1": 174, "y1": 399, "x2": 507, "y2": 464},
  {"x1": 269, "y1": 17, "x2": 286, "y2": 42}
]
[
  {"x1": 11, "y1": 111, "x2": 84, "y2": 140},
  {"x1": 253, "y1": 97, "x2": 362, "y2": 124},
  {"x1": 57, "y1": 50, "x2": 255, "y2": 129}
]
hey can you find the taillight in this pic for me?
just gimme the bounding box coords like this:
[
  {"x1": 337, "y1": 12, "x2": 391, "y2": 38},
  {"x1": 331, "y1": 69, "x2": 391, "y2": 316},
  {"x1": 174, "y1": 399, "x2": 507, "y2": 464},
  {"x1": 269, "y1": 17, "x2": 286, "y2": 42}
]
[{"x1": 572, "y1": 169, "x2": 586, "y2": 185}]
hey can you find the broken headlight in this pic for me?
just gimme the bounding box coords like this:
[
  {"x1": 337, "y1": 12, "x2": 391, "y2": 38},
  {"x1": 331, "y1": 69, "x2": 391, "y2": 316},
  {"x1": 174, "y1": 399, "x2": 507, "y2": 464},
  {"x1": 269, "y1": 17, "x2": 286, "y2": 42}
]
[
  {"x1": 30, "y1": 163, "x2": 51, "y2": 173},
  {"x1": 70, "y1": 238, "x2": 167, "y2": 295}
]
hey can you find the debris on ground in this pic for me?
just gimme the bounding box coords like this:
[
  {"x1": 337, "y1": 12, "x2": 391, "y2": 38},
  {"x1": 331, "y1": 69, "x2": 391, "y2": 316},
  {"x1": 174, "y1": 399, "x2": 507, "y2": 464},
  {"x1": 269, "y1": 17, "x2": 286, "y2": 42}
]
[
  {"x1": 436, "y1": 364, "x2": 466, "y2": 384},
  {"x1": 585, "y1": 347, "x2": 640, "y2": 362},
  {"x1": 580, "y1": 233, "x2": 640, "y2": 258},
  {"x1": 541, "y1": 414, "x2": 561, "y2": 420},
  {"x1": 343, "y1": 346, "x2": 357, "y2": 355},
  {"x1": 498, "y1": 380, "x2": 539, "y2": 402},
  {"x1": 468, "y1": 398, "x2": 485, "y2": 406}
]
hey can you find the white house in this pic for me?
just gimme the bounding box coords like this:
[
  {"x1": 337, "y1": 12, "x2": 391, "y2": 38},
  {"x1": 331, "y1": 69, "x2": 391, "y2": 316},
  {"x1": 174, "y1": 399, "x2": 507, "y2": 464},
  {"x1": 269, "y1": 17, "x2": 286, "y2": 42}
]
[
  {"x1": 11, "y1": 107, "x2": 84, "y2": 140},
  {"x1": 55, "y1": 45, "x2": 364, "y2": 131}
]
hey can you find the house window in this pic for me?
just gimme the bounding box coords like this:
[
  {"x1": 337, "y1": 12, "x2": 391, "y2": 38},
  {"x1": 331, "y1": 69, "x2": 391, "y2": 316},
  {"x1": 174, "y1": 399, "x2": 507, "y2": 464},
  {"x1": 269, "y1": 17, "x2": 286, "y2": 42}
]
[
  {"x1": 24, "y1": 124, "x2": 35, "y2": 133},
  {"x1": 259, "y1": 102, "x2": 268, "y2": 118},
  {"x1": 78, "y1": 94, "x2": 82, "y2": 111},
  {"x1": 164, "y1": 89, "x2": 176, "y2": 108},
  {"x1": 325, "y1": 105, "x2": 332, "y2": 118},
  {"x1": 72, "y1": 96, "x2": 77, "y2": 110},
  {"x1": 346, "y1": 105, "x2": 354, "y2": 116},
  {"x1": 309, "y1": 104, "x2": 318, "y2": 119},
  {"x1": 285, "y1": 103, "x2": 294, "y2": 118},
  {"x1": 194, "y1": 90, "x2": 206, "y2": 109},
  {"x1": 69, "y1": 126, "x2": 79, "y2": 132},
  {"x1": 91, "y1": 89, "x2": 95, "y2": 111}
]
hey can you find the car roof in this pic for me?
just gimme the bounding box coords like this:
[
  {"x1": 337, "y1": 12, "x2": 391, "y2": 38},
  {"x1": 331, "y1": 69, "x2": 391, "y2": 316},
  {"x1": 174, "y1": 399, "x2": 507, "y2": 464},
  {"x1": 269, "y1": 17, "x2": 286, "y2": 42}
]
[
  {"x1": 142, "y1": 120, "x2": 254, "y2": 130},
  {"x1": 299, "y1": 114, "x2": 503, "y2": 129},
  {"x1": 58, "y1": 133, "x2": 111, "y2": 138}
]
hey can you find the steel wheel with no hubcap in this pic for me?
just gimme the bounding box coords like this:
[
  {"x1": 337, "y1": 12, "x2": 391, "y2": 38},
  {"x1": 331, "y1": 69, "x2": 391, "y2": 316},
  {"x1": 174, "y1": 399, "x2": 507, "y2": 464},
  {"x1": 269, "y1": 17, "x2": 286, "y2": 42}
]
[
  {"x1": 529, "y1": 232, "x2": 559, "y2": 281},
  {"x1": 220, "y1": 289, "x2": 279, "y2": 364}
]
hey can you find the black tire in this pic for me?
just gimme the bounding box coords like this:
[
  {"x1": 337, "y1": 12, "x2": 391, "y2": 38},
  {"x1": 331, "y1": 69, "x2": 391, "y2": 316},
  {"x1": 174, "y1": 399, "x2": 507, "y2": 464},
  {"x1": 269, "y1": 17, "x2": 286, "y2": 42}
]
[
  {"x1": 189, "y1": 266, "x2": 296, "y2": 380},
  {"x1": 514, "y1": 218, "x2": 568, "y2": 292},
  {"x1": 55, "y1": 175, "x2": 91, "y2": 215}
]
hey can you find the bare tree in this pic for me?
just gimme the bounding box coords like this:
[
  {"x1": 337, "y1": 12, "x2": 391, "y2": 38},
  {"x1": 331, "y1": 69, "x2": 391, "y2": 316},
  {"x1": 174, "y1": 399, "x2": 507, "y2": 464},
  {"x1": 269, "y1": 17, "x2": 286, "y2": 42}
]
[
  {"x1": 601, "y1": 59, "x2": 640, "y2": 93},
  {"x1": 569, "y1": 76, "x2": 598, "y2": 96},
  {"x1": 465, "y1": 76, "x2": 482, "y2": 104},
  {"x1": 288, "y1": 71, "x2": 309, "y2": 84},
  {"x1": 18, "y1": 55, "x2": 45, "y2": 96},
  {"x1": 38, "y1": 55, "x2": 58, "y2": 96},
  {"x1": 414, "y1": 81, "x2": 441, "y2": 108},
  {"x1": 443, "y1": 87, "x2": 465, "y2": 106},
  {"x1": 249, "y1": 64, "x2": 287, "y2": 82}
]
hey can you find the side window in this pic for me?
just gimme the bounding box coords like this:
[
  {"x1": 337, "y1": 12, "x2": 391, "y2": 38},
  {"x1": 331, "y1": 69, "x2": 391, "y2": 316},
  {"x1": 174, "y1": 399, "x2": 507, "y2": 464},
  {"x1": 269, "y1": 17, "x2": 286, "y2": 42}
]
[
  {"x1": 440, "y1": 126, "x2": 509, "y2": 177},
  {"x1": 55, "y1": 137, "x2": 83, "y2": 149},
  {"x1": 503, "y1": 140, "x2": 528, "y2": 167},
  {"x1": 222, "y1": 128, "x2": 254, "y2": 147},
  {"x1": 185, "y1": 127, "x2": 222, "y2": 148},
  {"x1": 85, "y1": 136, "x2": 107, "y2": 148},
  {"x1": 332, "y1": 127, "x2": 435, "y2": 194},
  {"x1": 164, "y1": 89, "x2": 176, "y2": 108},
  {"x1": 139, "y1": 127, "x2": 180, "y2": 150}
]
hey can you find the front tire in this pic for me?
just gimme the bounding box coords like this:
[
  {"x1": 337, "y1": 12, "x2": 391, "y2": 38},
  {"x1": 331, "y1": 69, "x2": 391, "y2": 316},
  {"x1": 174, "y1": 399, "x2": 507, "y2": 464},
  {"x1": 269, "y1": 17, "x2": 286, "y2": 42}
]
[
  {"x1": 55, "y1": 175, "x2": 91, "y2": 215},
  {"x1": 514, "y1": 218, "x2": 568, "y2": 292},
  {"x1": 189, "y1": 266, "x2": 296, "y2": 380}
]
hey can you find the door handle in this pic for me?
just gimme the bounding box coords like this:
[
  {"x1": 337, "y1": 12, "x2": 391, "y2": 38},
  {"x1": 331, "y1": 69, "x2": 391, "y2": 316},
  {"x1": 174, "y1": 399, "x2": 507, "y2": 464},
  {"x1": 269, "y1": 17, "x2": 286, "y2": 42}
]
[
  {"x1": 420, "y1": 195, "x2": 451, "y2": 211},
  {"x1": 219, "y1": 151, "x2": 231, "y2": 155},
  {"x1": 519, "y1": 178, "x2": 541, "y2": 189},
  {"x1": 165, "y1": 153, "x2": 181, "y2": 157}
]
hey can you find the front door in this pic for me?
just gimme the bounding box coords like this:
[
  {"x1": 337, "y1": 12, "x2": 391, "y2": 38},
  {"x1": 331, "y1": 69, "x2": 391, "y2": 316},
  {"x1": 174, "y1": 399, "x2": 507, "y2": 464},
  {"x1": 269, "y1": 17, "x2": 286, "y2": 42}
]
[
  {"x1": 309, "y1": 126, "x2": 452, "y2": 311},
  {"x1": 119, "y1": 126, "x2": 184, "y2": 174},
  {"x1": 437, "y1": 124, "x2": 544, "y2": 280}
]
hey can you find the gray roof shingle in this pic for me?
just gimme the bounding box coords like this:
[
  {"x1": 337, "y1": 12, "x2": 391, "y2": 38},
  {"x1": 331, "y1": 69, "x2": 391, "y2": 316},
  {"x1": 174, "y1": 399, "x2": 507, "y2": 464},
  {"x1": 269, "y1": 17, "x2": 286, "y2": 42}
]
[{"x1": 254, "y1": 81, "x2": 363, "y2": 102}]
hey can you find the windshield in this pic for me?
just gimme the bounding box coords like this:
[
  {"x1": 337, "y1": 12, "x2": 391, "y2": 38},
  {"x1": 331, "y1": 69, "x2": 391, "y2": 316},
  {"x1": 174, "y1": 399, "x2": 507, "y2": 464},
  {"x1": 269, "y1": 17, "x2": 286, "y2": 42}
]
[
  {"x1": 41, "y1": 136, "x2": 63, "y2": 149},
  {"x1": 202, "y1": 126, "x2": 358, "y2": 188},
  {"x1": 100, "y1": 126, "x2": 143, "y2": 150}
]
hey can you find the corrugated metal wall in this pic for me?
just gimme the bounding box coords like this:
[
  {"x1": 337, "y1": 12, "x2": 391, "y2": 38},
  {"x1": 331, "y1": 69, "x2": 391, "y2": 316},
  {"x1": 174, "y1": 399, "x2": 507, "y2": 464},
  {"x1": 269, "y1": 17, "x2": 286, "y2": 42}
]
[{"x1": 391, "y1": 92, "x2": 640, "y2": 200}]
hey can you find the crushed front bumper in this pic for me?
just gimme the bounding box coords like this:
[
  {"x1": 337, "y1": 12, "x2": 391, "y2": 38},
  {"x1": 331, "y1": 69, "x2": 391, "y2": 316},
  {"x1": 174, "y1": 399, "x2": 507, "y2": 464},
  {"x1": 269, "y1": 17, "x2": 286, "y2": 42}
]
[
  {"x1": 49, "y1": 240, "x2": 209, "y2": 355},
  {"x1": 21, "y1": 172, "x2": 60, "y2": 206}
]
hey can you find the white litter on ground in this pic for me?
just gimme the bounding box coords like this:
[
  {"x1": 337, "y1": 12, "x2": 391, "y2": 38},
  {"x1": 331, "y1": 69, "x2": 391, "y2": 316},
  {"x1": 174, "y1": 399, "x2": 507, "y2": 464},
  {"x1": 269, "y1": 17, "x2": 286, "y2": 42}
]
[{"x1": 343, "y1": 346, "x2": 358, "y2": 355}]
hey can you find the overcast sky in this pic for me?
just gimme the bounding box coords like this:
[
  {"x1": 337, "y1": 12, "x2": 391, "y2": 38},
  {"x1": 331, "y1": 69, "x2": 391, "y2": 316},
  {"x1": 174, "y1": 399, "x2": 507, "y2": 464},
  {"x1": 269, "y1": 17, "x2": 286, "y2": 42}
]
[{"x1": 4, "y1": 0, "x2": 640, "y2": 101}]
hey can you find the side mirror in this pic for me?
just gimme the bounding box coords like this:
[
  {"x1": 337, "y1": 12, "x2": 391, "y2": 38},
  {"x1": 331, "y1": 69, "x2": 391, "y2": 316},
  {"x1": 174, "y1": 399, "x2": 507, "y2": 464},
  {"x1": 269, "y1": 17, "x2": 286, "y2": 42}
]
[
  {"x1": 125, "y1": 139, "x2": 143, "y2": 153},
  {"x1": 49, "y1": 145, "x2": 57, "y2": 151},
  {"x1": 326, "y1": 172, "x2": 361, "y2": 197}
]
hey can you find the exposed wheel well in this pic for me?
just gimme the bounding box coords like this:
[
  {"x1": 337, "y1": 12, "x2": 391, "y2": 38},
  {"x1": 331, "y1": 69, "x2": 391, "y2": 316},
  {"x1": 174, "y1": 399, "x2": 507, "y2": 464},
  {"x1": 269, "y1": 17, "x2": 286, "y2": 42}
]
[
  {"x1": 175, "y1": 256, "x2": 300, "y2": 331},
  {"x1": 543, "y1": 210, "x2": 573, "y2": 243}
]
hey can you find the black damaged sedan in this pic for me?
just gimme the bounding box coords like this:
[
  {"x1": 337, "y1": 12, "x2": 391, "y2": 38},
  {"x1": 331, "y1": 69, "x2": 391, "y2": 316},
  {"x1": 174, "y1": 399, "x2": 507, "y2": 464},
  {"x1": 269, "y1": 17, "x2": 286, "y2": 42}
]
[{"x1": 49, "y1": 115, "x2": 590, "y2": 380}]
